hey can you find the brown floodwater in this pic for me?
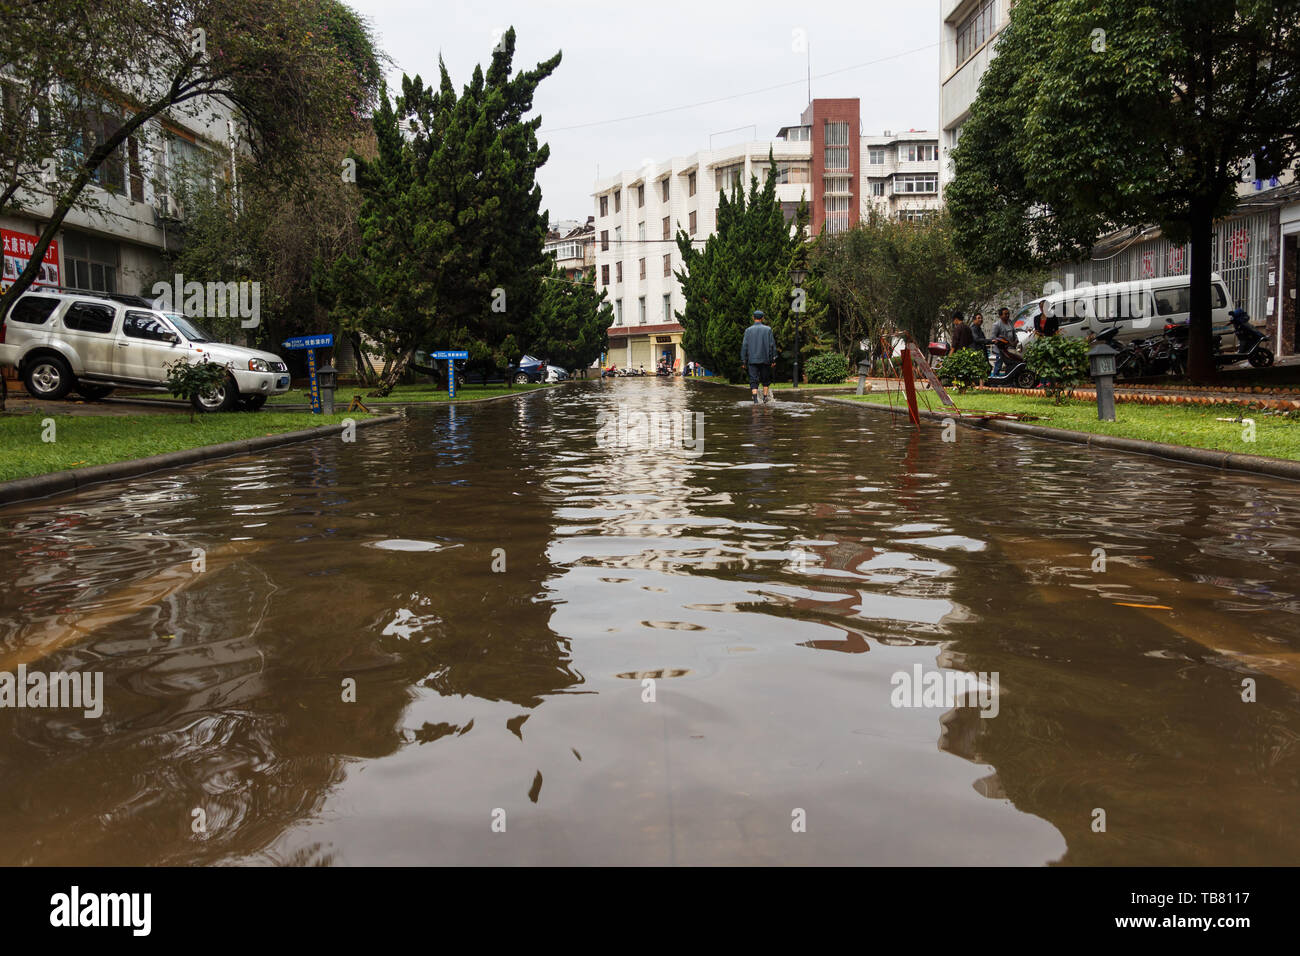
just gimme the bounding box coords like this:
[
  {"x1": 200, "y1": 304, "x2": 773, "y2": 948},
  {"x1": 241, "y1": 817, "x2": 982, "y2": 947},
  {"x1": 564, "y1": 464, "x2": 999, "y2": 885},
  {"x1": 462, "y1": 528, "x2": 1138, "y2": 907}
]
[{"x1": 0, "y1": 378, "x2": 1297, "y2": 865}]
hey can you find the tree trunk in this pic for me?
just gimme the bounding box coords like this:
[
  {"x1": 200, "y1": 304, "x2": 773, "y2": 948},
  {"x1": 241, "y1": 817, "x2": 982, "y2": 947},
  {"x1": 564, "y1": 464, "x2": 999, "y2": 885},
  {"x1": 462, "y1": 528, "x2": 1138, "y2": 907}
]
[
  {"x1": 369, "y1": 344, "x2": 415, "y2": 397},
  {"x1": 348, "y1": 331, "x2": 377, "y2": 386},
  {"x1": 1186, "y1": 211, "x2": 1217, "y2": 383}
]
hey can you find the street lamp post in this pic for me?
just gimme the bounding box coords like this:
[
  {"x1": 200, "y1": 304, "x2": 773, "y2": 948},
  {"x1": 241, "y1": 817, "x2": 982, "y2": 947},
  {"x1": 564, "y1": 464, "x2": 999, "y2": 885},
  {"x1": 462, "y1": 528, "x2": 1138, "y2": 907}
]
[
  {"x1": 788, "y1": 265, "x2": 808, "y2": 387},
  {"x1": 1088, "y1": 341, "x2": 1118, "y2": 421}
]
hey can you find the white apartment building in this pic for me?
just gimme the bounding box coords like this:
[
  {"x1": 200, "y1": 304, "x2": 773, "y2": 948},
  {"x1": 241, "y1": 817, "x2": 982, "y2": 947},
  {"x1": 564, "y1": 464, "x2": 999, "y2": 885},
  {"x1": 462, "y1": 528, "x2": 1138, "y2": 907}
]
[
  {"x1": 592, "y1": 137, "x2": 813, "y2": 370},
  {"x1": 861, "y1": 131, "x2": 942, "y2": 220},
  {"x1": 939, "y1": 0, "x2": 1013, "y2": 193},
  {"x1": 1, "y1": 93, "x2": 240, "y2": 299}
]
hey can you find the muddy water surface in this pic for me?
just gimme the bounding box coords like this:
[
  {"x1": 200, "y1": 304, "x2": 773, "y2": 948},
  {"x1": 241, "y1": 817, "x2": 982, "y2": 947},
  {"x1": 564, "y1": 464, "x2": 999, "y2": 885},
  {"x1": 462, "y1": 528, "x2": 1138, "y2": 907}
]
[{"x1": 1, "y1": 378, "x2": 1297, "y2": 865}]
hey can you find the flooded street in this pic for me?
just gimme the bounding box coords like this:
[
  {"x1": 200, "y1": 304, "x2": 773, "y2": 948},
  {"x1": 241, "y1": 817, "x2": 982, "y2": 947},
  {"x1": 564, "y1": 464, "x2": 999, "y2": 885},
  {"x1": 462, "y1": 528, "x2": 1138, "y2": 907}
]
[{"x1": 1, "y1": 378, "x2": 1298, "y2": 866}]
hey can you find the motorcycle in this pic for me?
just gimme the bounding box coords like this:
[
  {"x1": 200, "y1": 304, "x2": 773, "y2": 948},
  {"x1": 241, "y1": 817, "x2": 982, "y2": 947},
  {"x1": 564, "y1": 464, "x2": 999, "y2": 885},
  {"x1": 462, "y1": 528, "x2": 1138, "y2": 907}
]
[
  {"x1": 1163, "y1": 308, "x2": 1273, "y2": 372},
  {"x1": 982, "y1": 339, "x2": 1036, "y2": 389},
  {"x1": 1090, "y1": 327, "x2": 1147, "y2": 380}
]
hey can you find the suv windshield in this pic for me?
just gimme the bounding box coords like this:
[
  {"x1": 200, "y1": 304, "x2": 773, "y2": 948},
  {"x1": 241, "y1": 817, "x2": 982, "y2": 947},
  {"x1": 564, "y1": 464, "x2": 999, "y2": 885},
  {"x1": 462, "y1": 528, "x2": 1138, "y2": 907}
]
[{"x1": 165, "y1": 313, "x2": 212, "y2": 342}]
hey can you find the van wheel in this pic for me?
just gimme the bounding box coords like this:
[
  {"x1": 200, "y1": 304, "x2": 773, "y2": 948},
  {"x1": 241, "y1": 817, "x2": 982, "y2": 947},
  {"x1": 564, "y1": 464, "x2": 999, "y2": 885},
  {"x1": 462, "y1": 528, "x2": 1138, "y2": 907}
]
[
  {"x1": 192, "y1": 375, "x2": 239, "y2": 413},
  {"x1": 1248, "y1": 348, "x2": 1274, "y2": 368},
  {"x1": 24, "y1": 355, "x2": 73, "y2": 400},
  {"x1": 75, "y1": 384, "x2": 115, "y2": 401}
]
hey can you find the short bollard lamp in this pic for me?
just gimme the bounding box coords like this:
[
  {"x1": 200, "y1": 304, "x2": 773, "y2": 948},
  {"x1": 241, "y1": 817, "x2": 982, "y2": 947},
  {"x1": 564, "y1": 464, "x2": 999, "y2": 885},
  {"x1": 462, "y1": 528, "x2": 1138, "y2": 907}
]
[
  {"x1": 1088, "y1": 341, "x2": 1117, "y2": 421},
  {"x1": 318, "y1": 364, "x2": 338, "y2": 414},
  {"x1": 857, "y1": 358, "x2": 871, "y2": 396}
]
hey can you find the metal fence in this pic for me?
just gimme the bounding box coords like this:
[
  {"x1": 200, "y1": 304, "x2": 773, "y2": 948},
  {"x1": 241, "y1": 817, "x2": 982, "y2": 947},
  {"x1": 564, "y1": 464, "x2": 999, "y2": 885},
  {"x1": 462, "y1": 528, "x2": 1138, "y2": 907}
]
[{"x1": 1052, "y1": 212, "x2": 1271, "y2": 320}]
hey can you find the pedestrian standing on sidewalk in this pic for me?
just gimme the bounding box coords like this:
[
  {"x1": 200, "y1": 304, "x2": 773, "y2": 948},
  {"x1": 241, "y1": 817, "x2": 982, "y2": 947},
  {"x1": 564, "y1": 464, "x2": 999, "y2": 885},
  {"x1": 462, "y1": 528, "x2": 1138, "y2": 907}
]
[
  {"x1": 740, "y1": 309, "x2": 778, "y2": 403},
  {"x1": 951, "y1": 312, "x2": 974, "y2": 351}
]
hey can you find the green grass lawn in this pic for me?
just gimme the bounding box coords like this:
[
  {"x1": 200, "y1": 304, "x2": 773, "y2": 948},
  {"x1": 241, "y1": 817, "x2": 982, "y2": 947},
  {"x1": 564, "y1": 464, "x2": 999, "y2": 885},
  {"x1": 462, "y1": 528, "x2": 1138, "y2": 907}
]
[
  {"x1": 0, "y1": 411, "x2": 379, "y2": 483},
  {"x1": 265, "y1": 382, "x2": 554, "y2": 404},
  {"x1": 846, "y1": 392, "x2": 1300, "y2": 461}
]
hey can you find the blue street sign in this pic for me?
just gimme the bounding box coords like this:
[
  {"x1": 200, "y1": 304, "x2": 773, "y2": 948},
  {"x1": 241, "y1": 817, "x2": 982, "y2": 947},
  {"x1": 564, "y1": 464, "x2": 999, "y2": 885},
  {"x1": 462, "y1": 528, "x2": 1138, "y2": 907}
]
[
  {"x1": 431, "y1": 350, "x2": 469, "y2": 360},
  {"x1": 306, "y1": 346, "x2": 322, "y2": 414},
  {"x1": 283, "y1": 334, "x2": 334, "y2": 350}
]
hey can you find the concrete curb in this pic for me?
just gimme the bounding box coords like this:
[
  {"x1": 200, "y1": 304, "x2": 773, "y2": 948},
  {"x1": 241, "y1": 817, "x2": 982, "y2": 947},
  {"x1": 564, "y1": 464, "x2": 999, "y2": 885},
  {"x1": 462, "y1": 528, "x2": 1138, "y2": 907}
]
[
  {"x1": 816, "y1": 396, "x2": 1300, "y2": 483},
  {"x1": 0, "y1": 413, "x2": 403, "y2": 508}
]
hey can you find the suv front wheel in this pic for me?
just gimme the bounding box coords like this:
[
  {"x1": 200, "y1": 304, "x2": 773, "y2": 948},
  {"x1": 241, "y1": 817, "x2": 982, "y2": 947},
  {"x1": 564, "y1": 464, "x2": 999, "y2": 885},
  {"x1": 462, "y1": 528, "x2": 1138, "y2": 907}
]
[
  {"x1": 192, "y1": 375, "x2": 239, "y2": 413},
  {"x1": 24, "y1": 355, "x2": 74, "y2": 401}
]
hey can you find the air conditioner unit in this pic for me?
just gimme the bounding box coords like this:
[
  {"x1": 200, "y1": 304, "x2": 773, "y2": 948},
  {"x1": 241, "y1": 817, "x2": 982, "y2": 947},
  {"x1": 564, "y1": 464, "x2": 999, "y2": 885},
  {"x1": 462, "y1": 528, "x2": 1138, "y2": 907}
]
[{"x1": 157, "y1": 195, "x2": 183, "y2": 221}]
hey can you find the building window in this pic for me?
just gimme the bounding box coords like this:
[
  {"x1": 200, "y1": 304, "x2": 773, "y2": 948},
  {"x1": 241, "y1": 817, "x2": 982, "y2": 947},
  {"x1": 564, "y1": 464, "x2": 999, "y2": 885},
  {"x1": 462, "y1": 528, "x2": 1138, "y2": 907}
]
[
  {"x1": 688, "y1": 210, "x2": 697, "y2": 234},
  {"x1": 637, "y1": 221, "x2": 645, "y2": 241},
  {"x1": 781, "y1": 125, "x2": 811, "y2": 142},
  {"x1": 825, "y1": 147, "x2": 849, "y2": 171},
  {"x1": 825, "y1": 196, "x2": 851, "y2": 235},
  {"x1": 663, "y1": 253, "x2": 671, "y2": 276},
  {"x1": 868, "y1": 147, "x2": 886, "y2": 165},
  {"x1": 600, "y1": 229, "x2": 609, "y2": 251},
  {"x1": 639, "y1": 257, "x2": 646, "y2": 280},
  {"x1": 599, "y1": 195, "x2": 608, "y2": 217},
  {"x1": 898, "y1": 143, "x2": 938, "y2": 163},
  {"x1": 661, "y1": 180, "x2": 670, "y2": 202},
  {"x1": 687, "y1": 171, "x2": 696, "y2": 196},
  {"x1": 615, "y1": 298, "x2": 623, "y2": 324},
  {"x1": 63, "y1": 233, "x2": 118, "y2": 292},
  {"x1": 614, "y1": 225, "x2": 622, "y2": 244},
  {"x1": 771, "y1": 161, "x2": 810, "y2": 184},
  {"x1": 616, "y1": 261, "x2": 623, "y2": 283},
  {"x1": 614, "y1": 189, "x2": 621, "y2": 213},
  {"x1": 956, "y1": 0, "x2": 997, "y2": 66},
  {"x1": 823, "y1": 175, "x2": 853, "y2": 196},
  {"x1": 663, "y1": 293, "x2": 672, "y2": 322},
  {"x1": 638, "y1": 296, "x2": 646, "y2": 324},
  {"x1": 895, "y1": 173, "x2": 938, "y2": 194},
  {"x1": 715, "y1": 162, "x2": 744, "y2": 193},
  {"x1": 637, "y1": 184, "x2": 645, "y2": 207},
  {"x1": 601, "y1": 264, "x2": 610, "y2": 285},
  {"x1": 870, "y1": 181, "x2": 886, "y2": 197},
  {"x1": 662, "y1": 216, "x2": 670, "y2": 239},
  {"x1": 899, "y1": 209, "x2": 936, "y2": 223}
]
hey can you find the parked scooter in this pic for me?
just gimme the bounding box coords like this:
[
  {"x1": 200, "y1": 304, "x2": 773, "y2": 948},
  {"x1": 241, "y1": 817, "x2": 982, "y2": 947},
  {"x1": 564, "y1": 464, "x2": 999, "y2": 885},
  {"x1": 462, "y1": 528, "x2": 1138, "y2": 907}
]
[
  {"x1": 982, "y1": 339, "x2": 1036, "y2": 389},
  {"x1": 1163, "y1": 308, "x2": 1273, "y2": 372}
]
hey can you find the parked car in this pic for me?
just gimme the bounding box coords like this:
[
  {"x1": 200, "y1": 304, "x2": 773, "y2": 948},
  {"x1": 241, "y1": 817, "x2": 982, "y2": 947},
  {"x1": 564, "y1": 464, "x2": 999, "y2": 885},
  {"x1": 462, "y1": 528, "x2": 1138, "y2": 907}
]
[
  {"x1": 545, "y1": 365, "x2": 569, "y2": 382},
  {"x1": 0, "y1": 289, "x2": 290, "y2": 411},
  {"x1": 507, "y1": 354, "x2": 546, "y2": 384},
  {"x1": 1011, "y1": 274, "x2": 1238, "y2": 345}
]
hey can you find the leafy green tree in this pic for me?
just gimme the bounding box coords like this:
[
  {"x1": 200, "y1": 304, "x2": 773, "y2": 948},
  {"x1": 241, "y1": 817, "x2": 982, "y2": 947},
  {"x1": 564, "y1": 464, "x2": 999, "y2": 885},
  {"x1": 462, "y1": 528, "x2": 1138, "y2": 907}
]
[
  {"x1": 0, "y1": 0, "x2": 377, "y2": 318},
  {"x1": 947, "y1": 0, "x2": 1300, "y2": 381},
  {"x1": 322, "y1": 28, "x2": 560, "y2": 395},
  {"x1": 676, "y1": 154, "x2": 811, "y2": 383},
  {"x1": 523, "y1": 266, "x2": 612, "y2": 374},
  {"x1": 814, "y1": 209, "x2": 1035, "y2": 361}
]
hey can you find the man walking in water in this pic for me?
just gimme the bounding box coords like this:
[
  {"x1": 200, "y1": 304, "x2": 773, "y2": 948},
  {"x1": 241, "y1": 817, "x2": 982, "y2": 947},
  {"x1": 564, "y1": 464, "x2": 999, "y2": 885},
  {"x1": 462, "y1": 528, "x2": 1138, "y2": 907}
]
[{"x1": 740, "y1": 309, "x2": 778, "y2": 403}]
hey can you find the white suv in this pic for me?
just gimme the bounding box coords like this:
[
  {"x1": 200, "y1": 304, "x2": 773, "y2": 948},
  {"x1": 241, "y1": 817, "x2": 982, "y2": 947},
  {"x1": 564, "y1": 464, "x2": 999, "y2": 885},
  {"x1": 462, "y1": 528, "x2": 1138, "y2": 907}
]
[{"x1": 0, "y1": 290, "x2": 290, "y2": 411}]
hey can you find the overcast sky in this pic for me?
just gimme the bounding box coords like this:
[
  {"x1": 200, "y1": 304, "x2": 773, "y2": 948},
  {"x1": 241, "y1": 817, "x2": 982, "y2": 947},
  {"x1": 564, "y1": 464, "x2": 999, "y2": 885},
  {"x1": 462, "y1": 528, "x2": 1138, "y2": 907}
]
[{"x1": 349, "y1": 0, "x2": 941, "y2": 222}]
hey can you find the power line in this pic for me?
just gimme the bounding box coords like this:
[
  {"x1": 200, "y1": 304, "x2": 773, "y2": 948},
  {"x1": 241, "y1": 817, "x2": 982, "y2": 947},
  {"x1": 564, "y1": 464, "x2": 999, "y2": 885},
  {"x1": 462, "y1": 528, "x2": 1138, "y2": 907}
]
[{"x1": 541, "y1": 41, "x2": 940, "y2": 134}]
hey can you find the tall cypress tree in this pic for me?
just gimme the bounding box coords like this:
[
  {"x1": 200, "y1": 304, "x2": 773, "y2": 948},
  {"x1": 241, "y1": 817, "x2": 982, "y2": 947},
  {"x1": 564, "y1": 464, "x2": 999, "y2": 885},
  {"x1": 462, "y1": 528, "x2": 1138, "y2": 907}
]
[
  {"x1": 676, "y1": 154, "x2": 809, "y2": 382},
  {"x1": 324, "y1": 28, "x2": 559, "y2": 393}
]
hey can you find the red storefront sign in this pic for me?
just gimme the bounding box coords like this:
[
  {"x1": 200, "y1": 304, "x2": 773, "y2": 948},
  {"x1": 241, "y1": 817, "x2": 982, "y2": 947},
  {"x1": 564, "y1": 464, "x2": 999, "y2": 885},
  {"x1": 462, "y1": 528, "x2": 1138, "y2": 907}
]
[
  {"x1": 1, "y1": 228, "x2": 60, "y2": 289},
  {"x1": 1140, "y1": 251, "x2": 1156, "y2": 278}
]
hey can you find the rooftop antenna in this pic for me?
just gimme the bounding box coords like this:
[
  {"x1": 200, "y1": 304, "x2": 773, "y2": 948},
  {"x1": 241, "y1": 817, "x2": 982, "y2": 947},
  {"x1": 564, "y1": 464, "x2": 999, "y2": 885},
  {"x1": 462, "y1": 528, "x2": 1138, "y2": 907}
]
[{"x1": 807, "y1": 40, "x2": 811, "y2": 103}]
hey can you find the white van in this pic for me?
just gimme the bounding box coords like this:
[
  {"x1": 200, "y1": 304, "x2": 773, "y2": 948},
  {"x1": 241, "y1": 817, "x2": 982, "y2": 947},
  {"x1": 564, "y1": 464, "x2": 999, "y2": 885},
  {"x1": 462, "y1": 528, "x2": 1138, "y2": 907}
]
[{"x1": 1012, "y1": 274, "x2": 1238, "y2": 344}]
